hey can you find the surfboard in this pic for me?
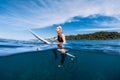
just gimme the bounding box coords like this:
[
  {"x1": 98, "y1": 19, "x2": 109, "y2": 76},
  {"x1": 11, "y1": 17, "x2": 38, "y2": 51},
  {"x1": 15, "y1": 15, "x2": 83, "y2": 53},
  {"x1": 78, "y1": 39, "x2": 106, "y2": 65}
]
[
  {"x1": 29, "y1": 29, "x2": 51, "y2": 44},
  {"x1": 66, "y1": 53, "x2": 75, "y2": 58},
  {"x1": 57, "y1": 49, "x2": 75, "y2": 58},
  {"x1": 29, "y1": 29, "x2": 75, "y2": 58}
]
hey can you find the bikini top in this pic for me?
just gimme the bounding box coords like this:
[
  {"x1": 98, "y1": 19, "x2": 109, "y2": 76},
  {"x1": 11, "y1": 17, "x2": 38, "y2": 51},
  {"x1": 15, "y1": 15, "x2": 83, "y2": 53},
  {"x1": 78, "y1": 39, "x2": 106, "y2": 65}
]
[{"x1": 57, "y1": 35, "x2": 63, "y2": 42}]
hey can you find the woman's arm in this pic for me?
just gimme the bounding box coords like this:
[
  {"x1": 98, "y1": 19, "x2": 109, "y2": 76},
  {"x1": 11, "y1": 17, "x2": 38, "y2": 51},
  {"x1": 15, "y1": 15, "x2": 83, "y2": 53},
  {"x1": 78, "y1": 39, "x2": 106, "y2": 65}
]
[{"x1": 61, "y1": 34, "x2": 66, "y2": 44}]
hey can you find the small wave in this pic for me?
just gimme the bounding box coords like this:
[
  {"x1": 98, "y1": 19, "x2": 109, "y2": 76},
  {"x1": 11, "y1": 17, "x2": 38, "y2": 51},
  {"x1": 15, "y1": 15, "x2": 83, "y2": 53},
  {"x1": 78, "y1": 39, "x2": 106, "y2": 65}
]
[
  {"x1": 0, "y1": 39, "x2": 120, "y2": 56},
  {"x1": 98, "y1": 44, "x2": 120, "y2": 47},
  {"x1": 0, "y1": 44, "x2": 23, "y2": 48}
]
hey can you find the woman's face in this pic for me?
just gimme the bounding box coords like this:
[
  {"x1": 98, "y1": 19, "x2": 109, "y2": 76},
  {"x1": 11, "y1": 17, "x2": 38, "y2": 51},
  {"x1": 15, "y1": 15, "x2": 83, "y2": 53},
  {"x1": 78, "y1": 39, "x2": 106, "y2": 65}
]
[{"x1": 56, "y1": 27, "x2": 61, "y2": 33}]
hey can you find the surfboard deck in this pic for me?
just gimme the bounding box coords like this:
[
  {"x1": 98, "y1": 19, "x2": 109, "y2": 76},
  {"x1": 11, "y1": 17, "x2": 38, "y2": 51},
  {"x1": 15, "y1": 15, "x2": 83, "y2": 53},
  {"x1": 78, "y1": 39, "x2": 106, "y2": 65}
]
[{"x1": 29, "y1": 29, "x2": 51, "y2": 44}]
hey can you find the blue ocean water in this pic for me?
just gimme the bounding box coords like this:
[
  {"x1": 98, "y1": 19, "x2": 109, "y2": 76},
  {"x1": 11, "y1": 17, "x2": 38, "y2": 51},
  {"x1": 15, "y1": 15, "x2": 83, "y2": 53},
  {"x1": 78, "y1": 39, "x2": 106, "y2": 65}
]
[
  {"x1": 0, "y1": 39, "x2": 120, "y2": 80},
  {"x1": 0, "y1": 39, "x2": 119, "y2": 56}
]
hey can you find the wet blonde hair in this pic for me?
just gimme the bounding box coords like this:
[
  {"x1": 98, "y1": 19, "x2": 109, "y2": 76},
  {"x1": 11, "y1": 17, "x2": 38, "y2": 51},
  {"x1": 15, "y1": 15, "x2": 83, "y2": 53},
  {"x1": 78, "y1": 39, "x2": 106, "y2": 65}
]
[{"x1": 57, "y1": 26, "x2": 62, "y2": 32}]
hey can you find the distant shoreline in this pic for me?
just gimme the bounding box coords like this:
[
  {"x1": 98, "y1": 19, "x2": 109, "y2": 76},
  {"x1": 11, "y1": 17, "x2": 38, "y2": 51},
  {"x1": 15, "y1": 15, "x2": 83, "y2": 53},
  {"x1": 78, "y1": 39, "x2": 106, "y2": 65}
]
[
  {"x1": 66, "y1": 31, "x2": 120, "y2": 40},
  {"x1": 0, "y1": 31, "x2": 120, "y2": 41}
]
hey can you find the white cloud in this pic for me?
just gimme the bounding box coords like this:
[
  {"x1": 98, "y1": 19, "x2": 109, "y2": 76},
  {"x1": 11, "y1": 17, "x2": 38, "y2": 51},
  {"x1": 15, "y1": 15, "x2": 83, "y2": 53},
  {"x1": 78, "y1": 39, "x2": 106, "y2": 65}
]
[
  {"x1": 98, "y1": 21, "x2": 120, "y2": 27},
  {"x1": 77, "y1": 28, "x2": 120, "y2": 32},
  {"x1": 0, "y1": 0, "x2": 120, "y2": 29},
  {"x1": 0, "y1": 0, "x2": 120, "y2": 40}
]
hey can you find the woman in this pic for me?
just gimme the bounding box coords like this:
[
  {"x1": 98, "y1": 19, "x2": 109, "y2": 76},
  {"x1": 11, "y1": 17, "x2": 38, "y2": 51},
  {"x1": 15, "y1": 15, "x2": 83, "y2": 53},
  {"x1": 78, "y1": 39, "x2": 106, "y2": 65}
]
[{"x1": 56, "y1": 26, "x2": 67, "y2": 67}]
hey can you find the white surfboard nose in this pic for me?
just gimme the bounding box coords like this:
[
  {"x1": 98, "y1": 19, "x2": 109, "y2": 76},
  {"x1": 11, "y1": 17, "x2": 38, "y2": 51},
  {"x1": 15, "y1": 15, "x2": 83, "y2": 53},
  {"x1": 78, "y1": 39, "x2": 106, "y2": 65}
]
[{"x1": 29, "y1": 29, "x2": 51, "y2": 44}]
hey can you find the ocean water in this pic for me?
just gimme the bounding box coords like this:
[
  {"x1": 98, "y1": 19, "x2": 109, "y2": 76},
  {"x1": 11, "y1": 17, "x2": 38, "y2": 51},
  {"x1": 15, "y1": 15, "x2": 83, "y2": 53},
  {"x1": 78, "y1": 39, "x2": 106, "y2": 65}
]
[{"x1": 0, "y1": 39, "x2": 120, "y2": 80}]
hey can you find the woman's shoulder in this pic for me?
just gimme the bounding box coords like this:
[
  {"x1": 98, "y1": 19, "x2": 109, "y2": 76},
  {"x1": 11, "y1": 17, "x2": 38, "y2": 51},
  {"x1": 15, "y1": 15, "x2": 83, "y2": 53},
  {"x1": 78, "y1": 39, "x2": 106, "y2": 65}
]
[{"x1": 61, "y1": 33, "x2": 65, "y2": 37}]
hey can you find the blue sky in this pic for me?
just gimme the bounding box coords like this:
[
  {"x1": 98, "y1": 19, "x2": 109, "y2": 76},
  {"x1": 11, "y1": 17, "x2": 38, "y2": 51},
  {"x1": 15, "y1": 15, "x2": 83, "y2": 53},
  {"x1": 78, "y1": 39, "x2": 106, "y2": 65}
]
[{"x1": 0, "y1": 0, "x2": 120, "y2": 40}]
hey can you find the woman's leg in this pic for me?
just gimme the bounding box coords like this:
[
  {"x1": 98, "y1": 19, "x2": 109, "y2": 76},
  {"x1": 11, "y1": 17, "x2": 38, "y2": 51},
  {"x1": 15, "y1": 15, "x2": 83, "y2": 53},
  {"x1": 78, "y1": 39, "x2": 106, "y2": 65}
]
[
  {"x1": 57, "y1": 44, "x2": 66, "y2": 67},
  {"x1": 60, "y1": 53, "x2": 66, "y2": 65}
]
